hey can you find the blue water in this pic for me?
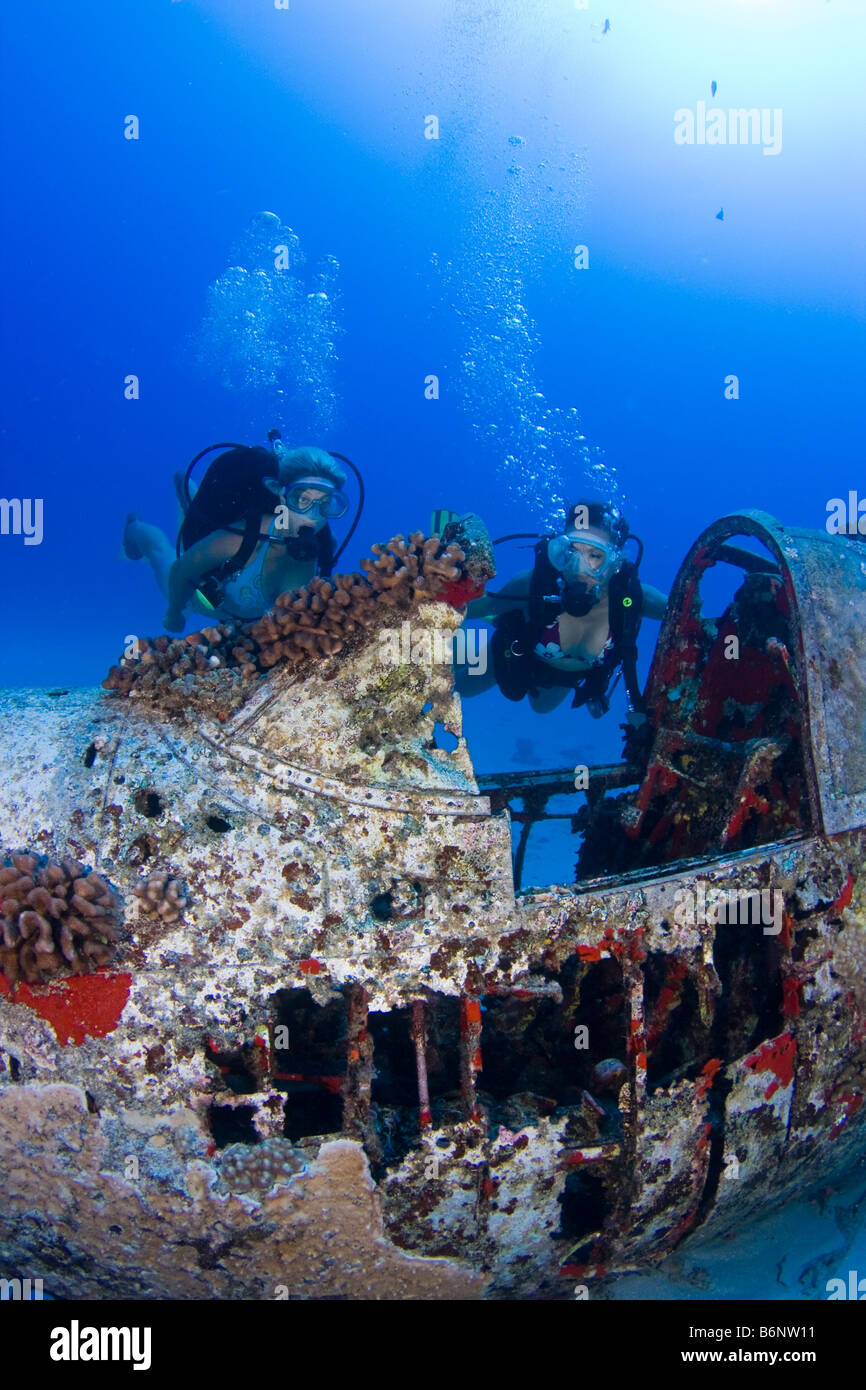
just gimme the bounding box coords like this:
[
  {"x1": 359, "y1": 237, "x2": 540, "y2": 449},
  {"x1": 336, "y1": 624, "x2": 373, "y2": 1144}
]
[
  {"x1": 2, "y1": 0, "x2": 863, "y2": 717},
  {"x1": 1, "y1": 0, "x2": 865, "y2": 1299}
]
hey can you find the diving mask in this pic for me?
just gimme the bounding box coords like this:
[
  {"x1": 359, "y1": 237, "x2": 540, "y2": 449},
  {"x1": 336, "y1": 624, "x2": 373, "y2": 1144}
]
[
  {"x1": 548, "y1": 531, "x2": 623, "y2": 586},
  {"x1": 284, "y1": 479, "x2": 349, "y2": 520}
]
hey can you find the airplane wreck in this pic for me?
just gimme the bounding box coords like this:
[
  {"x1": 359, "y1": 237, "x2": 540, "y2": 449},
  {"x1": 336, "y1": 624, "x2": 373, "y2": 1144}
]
[{"x1": 0, "y1": 510, "x2": 864, "y2": 1299}]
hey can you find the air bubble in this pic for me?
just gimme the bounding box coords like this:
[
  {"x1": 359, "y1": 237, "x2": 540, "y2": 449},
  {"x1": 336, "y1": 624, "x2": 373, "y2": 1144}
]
[{"x1": 194, "y1": 214, "x2": 341, "y2": 435}]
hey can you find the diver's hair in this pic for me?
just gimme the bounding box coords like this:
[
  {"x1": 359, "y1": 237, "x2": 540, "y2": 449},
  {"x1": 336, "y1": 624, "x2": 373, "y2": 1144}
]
[{"x1": 563, "y1": 499, "x2": 629, "y2": 547}]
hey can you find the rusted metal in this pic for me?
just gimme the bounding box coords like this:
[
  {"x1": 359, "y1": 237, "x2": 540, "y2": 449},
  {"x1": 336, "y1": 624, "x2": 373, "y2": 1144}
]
[
  {"x1": 0, "y1": 511, "x2": 864, "y2": 1299},
  {"x1": 643, "y1": 510, "x2": 866, "y2": 836},
  {"x1": 342, "y1": 984, "x2": 377, "y2": 1154},
  {"x1": 476, "y1": 764, "x2": 637, "y2": 810},
  {"x1": 477, "y1": 765, "x2": 638, "y2": 891},
  {"x1": 410, "y1": 1000, "x2": 432, "y2": 1129},
  {"x1": 459, "y1": 997, "x2": 483, "y2": 1122}
]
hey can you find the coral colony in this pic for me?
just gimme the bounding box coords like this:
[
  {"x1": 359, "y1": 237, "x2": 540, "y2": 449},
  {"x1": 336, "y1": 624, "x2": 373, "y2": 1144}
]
[
  {"x1": 103, "y1": 531, "x2": 473, "y2": 717},
  {"x1": 0, "y1": 854, "x2": 121, "y2": 985}
]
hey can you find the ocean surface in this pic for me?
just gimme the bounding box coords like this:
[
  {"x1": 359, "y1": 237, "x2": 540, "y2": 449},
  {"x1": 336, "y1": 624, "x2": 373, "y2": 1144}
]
[{"x1": 1, "y1": 0, "x2": 864, "y2": 1304}]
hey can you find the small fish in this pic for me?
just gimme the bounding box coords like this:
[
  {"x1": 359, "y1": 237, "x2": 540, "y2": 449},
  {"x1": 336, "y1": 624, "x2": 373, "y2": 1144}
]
[
  {"x1": 430, "y1": 508, "x2": 458, "y2": 537},
  {"x1": 603, "y1": 18, "x2": 611, "y2": 34},
  {"x1": 711, "y1": 80, "x2": 717, "y2": 97},
  {"x1": 716, "y1": 207, "x2": 725, "y2": 221}
]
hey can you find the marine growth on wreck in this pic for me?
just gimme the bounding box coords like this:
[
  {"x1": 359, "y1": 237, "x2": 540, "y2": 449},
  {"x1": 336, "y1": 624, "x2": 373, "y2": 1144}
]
[
  {"x1": 102, "y1": 531, "x2": 475, "y2": 718},
  {"x1": 0, "y1": 510, "x2": 864, "y2": 1300}
]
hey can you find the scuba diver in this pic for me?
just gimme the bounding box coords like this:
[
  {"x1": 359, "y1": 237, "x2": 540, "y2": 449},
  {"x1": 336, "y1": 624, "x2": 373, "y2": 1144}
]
[
  {"x1": 122, "y1": 433, "x2": 363, "y2": 632},
  {"x1": 456, "y1": 499, "x2": 668, "y2": 750}
]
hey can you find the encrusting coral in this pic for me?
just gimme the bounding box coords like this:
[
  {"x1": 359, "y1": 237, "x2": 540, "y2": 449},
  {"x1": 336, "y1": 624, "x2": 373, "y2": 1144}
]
[
  {"x1": 133, "y1": 872, "x2": 188, "y2": 925},
  {"x1": 0, "y1": 851, "x2": 123, "y2": 985},
  {"x1": 103, "y1": 531, "x2": 468, "y2": 714}
]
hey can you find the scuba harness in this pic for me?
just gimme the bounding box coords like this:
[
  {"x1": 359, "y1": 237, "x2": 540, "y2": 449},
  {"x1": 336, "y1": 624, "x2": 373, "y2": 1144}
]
[
  {"x1": 488, "y1": 513, "x2": 647, "y2": 718},
  {"x1": 176, "y1": 432, "x2": 365, "y2": 616}
]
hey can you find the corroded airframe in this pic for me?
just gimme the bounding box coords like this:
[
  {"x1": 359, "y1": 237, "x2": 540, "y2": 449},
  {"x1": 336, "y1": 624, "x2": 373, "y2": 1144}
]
[{"x1": 0, "y1": 510, "x2": 864, "y2": 1299}]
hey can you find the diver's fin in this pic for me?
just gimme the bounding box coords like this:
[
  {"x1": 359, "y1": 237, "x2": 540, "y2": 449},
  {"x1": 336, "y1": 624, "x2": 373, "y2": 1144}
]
[{"x1": 430, "y1": 507, "x2": 459, "y2": 537}]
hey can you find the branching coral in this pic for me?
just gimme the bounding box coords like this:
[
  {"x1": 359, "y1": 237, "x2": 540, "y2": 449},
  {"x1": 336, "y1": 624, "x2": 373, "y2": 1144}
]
[
  {"x1": 362, "y1": 533, "x2": 463, "y2": 600},
  {"x1": 133, "y1": 872, "x2": 188, "y2": 925},
  {"x1": 103, "y1": 531, "x2": 467, "y2": 710},
  {"x1": 0, "y1": 851, "x2": 123, "y2": 985},
  {"x1": 251, "y1": 533, "x2": 464, "y2": 668}
]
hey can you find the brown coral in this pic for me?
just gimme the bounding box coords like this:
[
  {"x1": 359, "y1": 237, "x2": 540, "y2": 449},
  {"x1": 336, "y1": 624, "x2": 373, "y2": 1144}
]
[
  {"x1": 133, "y1": 872, "x2": 188, "y2": 925},
  {"x1": 0, "y1": 851, "x2": 123, "y2": 986},
  {"x1": 103, "y1": 531, "x2": 467, "y2": 710},
  {"x1": 102, "y1": 629, "x2": 256, "y2": 719},
  {"x1": 250, "y1": 534, "x2": 465, "y2": 669}
]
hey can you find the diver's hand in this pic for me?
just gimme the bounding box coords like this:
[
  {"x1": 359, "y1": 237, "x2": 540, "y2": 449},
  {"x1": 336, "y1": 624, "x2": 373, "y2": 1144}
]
[{"x1": 162, "y1": 608, "x2": 185, "y2": 633}]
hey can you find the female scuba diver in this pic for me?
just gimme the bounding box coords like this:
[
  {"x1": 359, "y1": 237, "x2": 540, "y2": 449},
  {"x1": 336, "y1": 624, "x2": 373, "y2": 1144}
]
[
  {"x1": 123, "y1": 435, "x2": 363, "y2": 632},
  {"x1": 457, "y1": 499, "x2": 668, "y2": 729}
]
